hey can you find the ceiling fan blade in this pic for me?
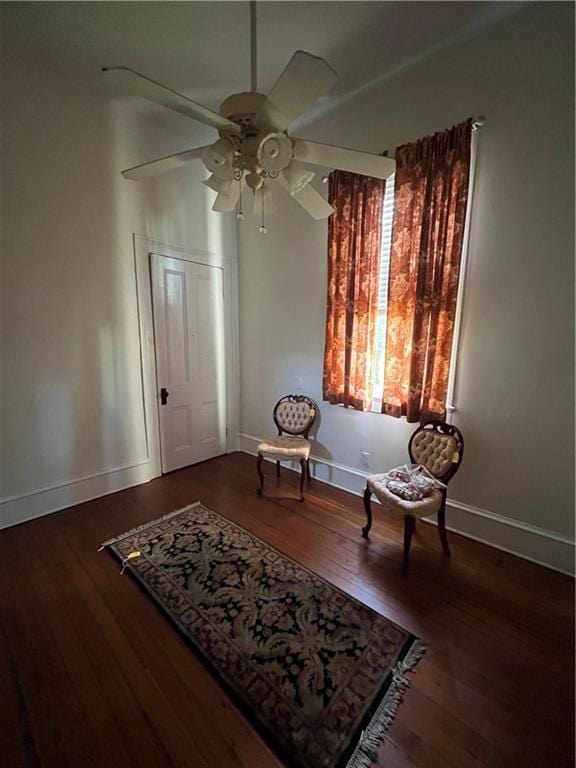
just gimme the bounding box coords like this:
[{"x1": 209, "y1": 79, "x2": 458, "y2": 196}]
[
  {"x1": 255, "y1": 51, "x2": 337, "y2": 131},
  {"x1": 293, "y1": 139, "x2": 396, "y2": 180},
  {"x1": 103, "y1": 67, "x2": 241, "y2": 134},
  {"x1": 212, "y1": 182, "x2": 241, "y2": 213},
  {"x1": 278, "y1": 173, "x2": 333, "y2": 220},
  {"x1": 122, "y1": 146, "x2": 210, "y2": 180}
]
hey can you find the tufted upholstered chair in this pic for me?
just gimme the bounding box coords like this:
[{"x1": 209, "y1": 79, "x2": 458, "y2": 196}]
[
  {"x1": 257, "y1": 395, "x2": 317, "y2": 501},
  {"x1": 362, "y1": 421, "x2": 464, "y2": 574}
]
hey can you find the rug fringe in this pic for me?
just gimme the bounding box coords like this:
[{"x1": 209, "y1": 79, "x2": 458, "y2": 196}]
[
  {"x1": 345, "y1": 639, "x2": 426, "y2": 768},
  {"x1": 98, "y1": 502, "x2": 201, "y2": 550}
]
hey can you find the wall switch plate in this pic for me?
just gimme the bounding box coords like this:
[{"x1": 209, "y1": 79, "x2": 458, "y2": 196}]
[
  {"x1": 296, "y1": 377, "x2": 304, "y2": 392},
  {"x1": 361, "y1": 451, "x2": 370, "y2": 468}
]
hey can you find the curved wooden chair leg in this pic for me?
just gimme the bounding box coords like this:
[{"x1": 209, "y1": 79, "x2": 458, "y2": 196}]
[
  {"x1": 256, "y1": 454, "x2": 264, "y2": 496},
  {"x1": 437, "y1": 498, "x2": 451, "y2": 556},
  {"x1": 402, "y1": 515, "x2": 416, "y2": 575},
  {"x1": 299, "y1": 459, "x2": 306, "y2": 501},
  {"x1": 306, "y1": 459, "x2": 312, "y2": 483},
  {"x1": 276, "y1": 461, "x2": 281, "y2": 478},
  {"x1": 362, "y1": 486, "x2": 373, "y2": 538}
]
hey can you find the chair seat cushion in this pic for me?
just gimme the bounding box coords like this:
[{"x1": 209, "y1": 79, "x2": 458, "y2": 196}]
[
  {"x1": 367, "y1": 474, "x2": 443, "y2": 518},
  {"x1": 258, "y1": 436, "x2": 311, "y2": 461}
]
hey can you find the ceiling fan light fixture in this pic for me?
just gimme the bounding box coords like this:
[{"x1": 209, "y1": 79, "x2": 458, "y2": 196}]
[
  {"x1": 203, "y1": 174, "x2": 232, "y2": 193},
  {"x1": 107, "y1": 5, "x2": 398, "y2": 228},
  {"x1": 281, "y1": 161, "x2": 315, "y2": 196},
  {"x1": 202, "y1": 138, "x2": 234, "y2": 179},
  {"x1": 246, "y1": 171, "x2": 264, "y2": 190},
  {"x1": 257, "y1": 132, "x2": 293, "y2": 173}
]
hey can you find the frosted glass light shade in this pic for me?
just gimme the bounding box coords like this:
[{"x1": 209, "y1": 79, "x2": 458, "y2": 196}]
[
  {"x1": 203, "y1": 174, "x2": 232, "y2": 193},
  {"x1": 202, "y1": 139, "x2": 234, "y2": 180},
  {"x1": 252, "y1": 185, "x2": 277, "y2": 215},
  {"x1": 257, "y1": 132, "x2": 293, "y2": 173},
  {"x1": 281, "y1": 161, "x2": 315, "y2": 196}
]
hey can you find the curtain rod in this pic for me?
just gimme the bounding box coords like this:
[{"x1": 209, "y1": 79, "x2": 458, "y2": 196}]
[{"x1": 381, "y1": 116, "x2": 485, "y2": 159}]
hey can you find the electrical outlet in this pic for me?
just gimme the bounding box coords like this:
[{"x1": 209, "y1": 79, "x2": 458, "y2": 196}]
[
  {"x1": 296, "y1": 377, "x2": 304, "y2": 393},
  {"x1": 361, "y1": 451, "x2": 370, "y2": 468}
]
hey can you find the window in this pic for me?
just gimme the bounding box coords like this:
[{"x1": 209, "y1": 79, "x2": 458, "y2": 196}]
[
  {"x1": 371, "y1": 173, "x2": 395, "y2": 412},
  {"x1": 323, "y1": 117, "x2": 473, "y2": 422}
]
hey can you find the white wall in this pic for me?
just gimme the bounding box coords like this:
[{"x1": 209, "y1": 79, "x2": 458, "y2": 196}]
[
  {"x1": 1, "y1": 3, "x2": 573, "y2": 574},
  {"x1": 0, "y1": 31, "x2": 236, "y2": 524},
  {"x1": 238, "y1": 2, "x2": 575, "y2": 572}
]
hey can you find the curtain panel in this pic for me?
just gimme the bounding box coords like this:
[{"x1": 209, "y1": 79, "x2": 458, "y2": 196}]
[
  {"x1": 323, "y1": 171, "x2": 385, "y2": 411},
  {"x1": 382, "y1": 119, "x2": 472, "y2": 423}
]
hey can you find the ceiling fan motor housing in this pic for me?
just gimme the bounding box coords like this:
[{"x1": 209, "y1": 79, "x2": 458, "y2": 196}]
[
  {"x1": 216, "y1": 92, "x2": 294, "y2": 184},
  {"x1": 219, "y1": 92, "x2": 267, "y2": 130}
]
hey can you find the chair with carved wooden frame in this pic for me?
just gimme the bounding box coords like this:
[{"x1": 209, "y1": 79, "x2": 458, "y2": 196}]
[
  {"x1": 256, "y1": 395, "x2": 317, "y2": 501},
  {"x1": 362, "y1": 421, "x2": 464, "y2": 574}
]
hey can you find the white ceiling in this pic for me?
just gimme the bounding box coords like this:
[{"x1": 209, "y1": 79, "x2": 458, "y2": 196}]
[{"x1": 3, "y1": 1, "x2": 526, "y2": 127}]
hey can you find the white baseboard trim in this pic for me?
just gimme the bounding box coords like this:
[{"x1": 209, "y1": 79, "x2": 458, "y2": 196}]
[
  {"x1": 0, "y1": 460, "x2": 154, "y2": 529},
  {"x1": 238, "y1": 432, "x2": 575, "y2": 577}
]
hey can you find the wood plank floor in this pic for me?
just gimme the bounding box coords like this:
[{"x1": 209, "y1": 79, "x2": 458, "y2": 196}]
[{"x1": 1, "y1": 452, "x2": 574, "y2": 768}]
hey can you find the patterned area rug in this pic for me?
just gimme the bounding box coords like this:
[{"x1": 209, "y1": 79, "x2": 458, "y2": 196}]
[{"x1": 101, "y1": 503, "x2": 424, "y2": 768}]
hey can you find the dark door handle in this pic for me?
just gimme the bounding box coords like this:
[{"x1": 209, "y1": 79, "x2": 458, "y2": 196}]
[{"x1": 160, "y1": 387, "x2": 169, "y2": 405}]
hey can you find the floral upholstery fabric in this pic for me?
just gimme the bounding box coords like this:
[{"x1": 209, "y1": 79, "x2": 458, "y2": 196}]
[
  {"x1": 411, "y1": 431, "x2": 457, "y2": 478},
  {"x1": 258, "y1": 435, "x2": 311, "y2": 461},
  {"x1": 275, "y1": 400, "x2": 314, "y2": 434},
  {"x1": 367, "y1": 475, "x2": 442, "y2": 518}
]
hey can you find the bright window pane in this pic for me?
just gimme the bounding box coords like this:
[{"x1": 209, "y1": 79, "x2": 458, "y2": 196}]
[{"x1": 371, "y1": 173, "x2": 395, "y2": 412}]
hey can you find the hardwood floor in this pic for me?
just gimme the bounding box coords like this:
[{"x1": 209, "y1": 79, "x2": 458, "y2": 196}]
[{"x1": 1, "y1": 452, "x2": 574, "y2": 768}]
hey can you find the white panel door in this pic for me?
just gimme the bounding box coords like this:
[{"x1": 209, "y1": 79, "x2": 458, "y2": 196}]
[{"x1": 151, "y1": 254, "x2": 226, "y2": 472}]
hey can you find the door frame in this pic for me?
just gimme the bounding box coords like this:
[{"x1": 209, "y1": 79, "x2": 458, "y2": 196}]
[{"x1": 133, "y1": 233, "x2": 240, "y2": 480}]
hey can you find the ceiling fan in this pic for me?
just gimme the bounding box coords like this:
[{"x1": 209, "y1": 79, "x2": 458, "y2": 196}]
[{"x1": 103, "y1": 1, "x2": 395, "y2": 230}]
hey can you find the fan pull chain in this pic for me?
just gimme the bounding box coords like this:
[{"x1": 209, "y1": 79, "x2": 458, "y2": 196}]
[
  {"x1": 259, "y1": 186, "x2": 267, "y2": 234},
  {"x1": 236, "y1": 179, "x2": 244, "y2": 221}
]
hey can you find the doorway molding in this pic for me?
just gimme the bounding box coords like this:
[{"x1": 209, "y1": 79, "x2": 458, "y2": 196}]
[{"x1": 133, "y1": 233, "x2": 240, "y2": 481}]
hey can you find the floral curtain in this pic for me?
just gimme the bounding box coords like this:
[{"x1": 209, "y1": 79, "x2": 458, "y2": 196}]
[
  {"x1": 382, "y1": 119, "x2": 472, "y2": 422},
  {"x1": 323, "y1": 171, "x2": 385, "y2": 411}
]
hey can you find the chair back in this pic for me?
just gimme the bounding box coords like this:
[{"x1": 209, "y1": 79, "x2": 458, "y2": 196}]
[
  {"x1": 273, "y1": 395, "x2": 317, "y2": 438},
  {"x1": 408, "y1": 421, "x2": 464, "y2": 484}
]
